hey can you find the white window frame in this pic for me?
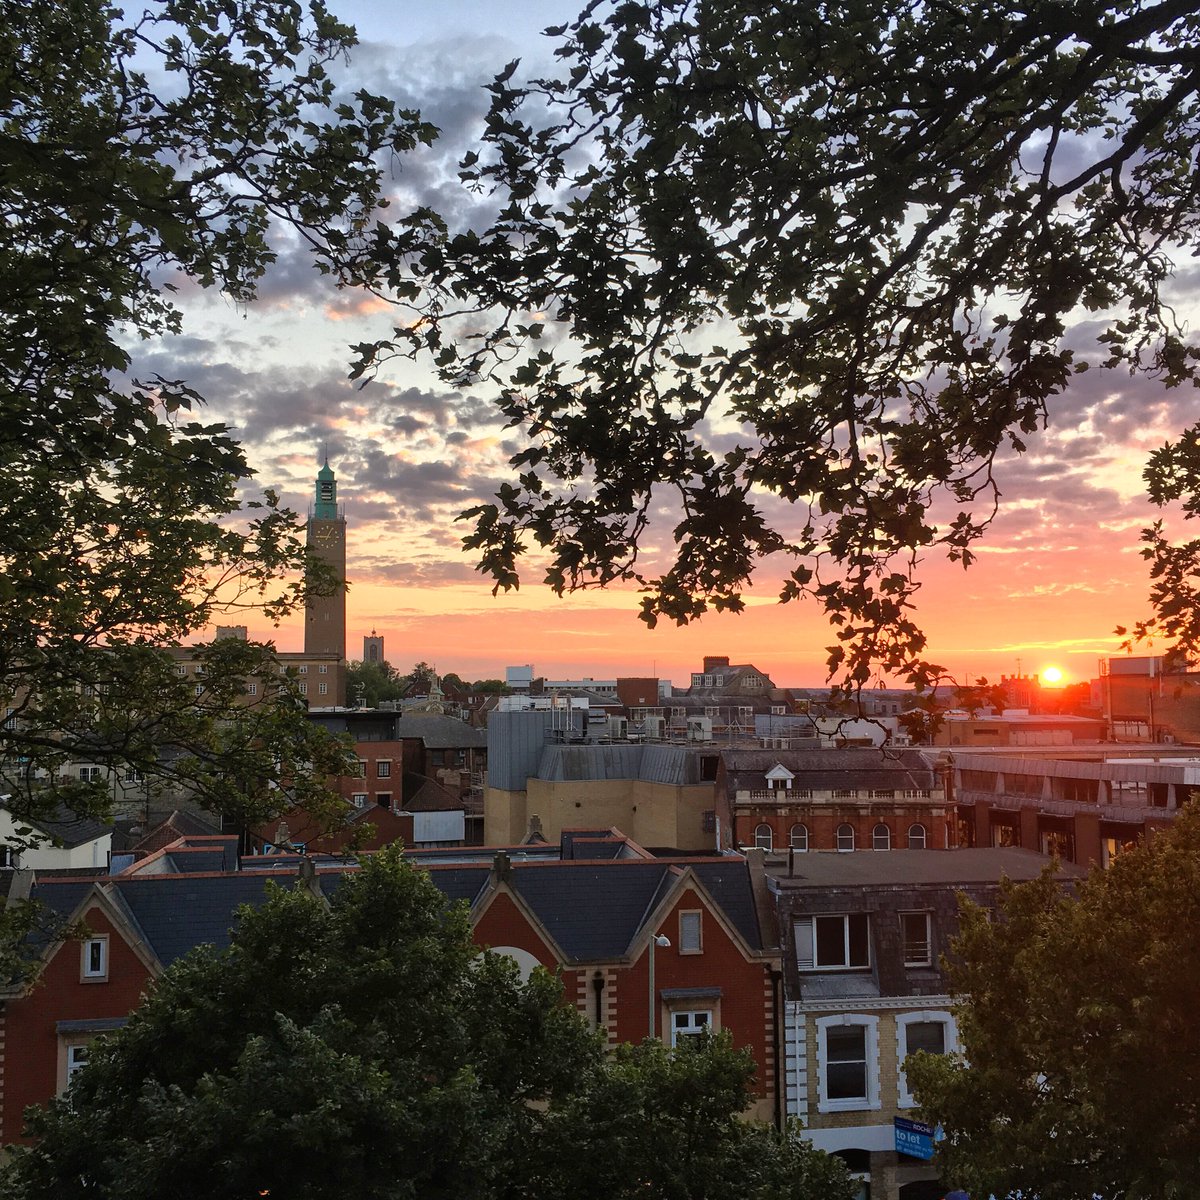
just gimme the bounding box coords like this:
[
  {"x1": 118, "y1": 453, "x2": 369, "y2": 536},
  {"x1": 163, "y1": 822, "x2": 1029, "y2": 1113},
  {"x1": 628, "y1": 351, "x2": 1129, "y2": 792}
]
[
  {"x1": 789, "y1": 823, "x2": 809, "y2": 851},
  {"x1": 896, "y1": 1010, "x2": 958, "y2": 1108},
  {"x1": 78, "y1": 766, "x2": 102, "y2": 783},
  {"x1": 377, "y1": 760, "x2": 392, "y2": 778},
  {"x1": 318, "y1": 664, "x2": 328, "y2": 674},
  {"x1": 246, "y1": 682, "x2": 257, "y2": 696},
  {"x1": 351, "y1": 793, "x2": 368, "y2": 808},
  {"x1": 872, "y1": 823, "x2": 891, "y2": 851},
  {"x1": 794, "y1": 914, "x2": 870, "y2": 971},
  {"x1": 815, "y1": 1014, "x2": 880, "y2": 1113},
  {"x1": 67, "y1": 1042, "x2": 90, "y2": 1077},
  {"x1": 669, "y1": 1009, "x2": 713, "y2": 1047},
  {"x1": 753, "y1": 823, "x2": 773, "y2": 851},
  {"x1": 900, "y1": 911, "x2": 933, "y2": 967},
  {"x1": 81, "y1": 936, "x2": 108, "y2": 981},
  {"x1": 907, "y1": 822, "x2": 928, "y2": 849},
  {"x1": 297, "y1": 665, "x2": 308, "y2": 675},
  {"x1": 318, "y1": 682, "x2": 328, "y2": 695},
  {"x1": 836, "y1": 823, "x2": 855, "y2": 852}
]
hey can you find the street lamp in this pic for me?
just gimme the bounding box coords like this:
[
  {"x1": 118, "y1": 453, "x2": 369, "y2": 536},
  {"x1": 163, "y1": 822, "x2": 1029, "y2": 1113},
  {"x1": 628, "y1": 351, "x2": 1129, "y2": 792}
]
[{"x1": 648, "y1": 933, "x2": 671, "y2": 1039}]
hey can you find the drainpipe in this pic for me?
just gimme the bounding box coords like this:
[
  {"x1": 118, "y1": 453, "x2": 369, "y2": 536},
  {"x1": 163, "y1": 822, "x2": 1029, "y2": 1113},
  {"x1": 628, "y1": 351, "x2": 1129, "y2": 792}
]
[{"x1": 770, "y1": 966, "x2": 784, "y2": 1130}]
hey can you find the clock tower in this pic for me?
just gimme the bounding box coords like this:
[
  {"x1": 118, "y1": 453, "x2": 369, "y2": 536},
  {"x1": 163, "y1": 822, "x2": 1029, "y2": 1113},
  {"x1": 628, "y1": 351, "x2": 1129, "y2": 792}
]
[{"x1": 304, "y1": 458, "x2": 346, "y2": 658}]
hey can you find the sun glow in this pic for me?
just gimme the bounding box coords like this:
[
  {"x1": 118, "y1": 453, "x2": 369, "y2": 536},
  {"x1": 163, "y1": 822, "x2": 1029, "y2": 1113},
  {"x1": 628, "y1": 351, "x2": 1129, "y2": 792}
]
[{"x1": 1041, "y1": 666, "x2": 1065, "y2": 685}]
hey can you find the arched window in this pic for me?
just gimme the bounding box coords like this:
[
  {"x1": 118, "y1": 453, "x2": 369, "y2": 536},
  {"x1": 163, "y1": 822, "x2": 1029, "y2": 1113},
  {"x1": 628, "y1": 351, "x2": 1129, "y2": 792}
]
[
  {"x1": 907, "y1": 822, "x2": 927, "y2": 849},
  {"x1": 872, "y1": 822, "x2": 891, "y2": 851},
  {"x1": 836, "y1": 823, "x2": 855, "y2": 852},
  {"x1": 754, "y1": 823, "x2": 774, "y2": 851},
  {"x1": 789, "y1": 823, "x2": 809, "y2": 851}
]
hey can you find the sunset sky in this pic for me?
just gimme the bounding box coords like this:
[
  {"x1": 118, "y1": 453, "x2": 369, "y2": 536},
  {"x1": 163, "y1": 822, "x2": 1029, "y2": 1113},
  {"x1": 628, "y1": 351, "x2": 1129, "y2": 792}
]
[{"x1": 138, "y1": 0, "x2": 1200, "y2": 689}]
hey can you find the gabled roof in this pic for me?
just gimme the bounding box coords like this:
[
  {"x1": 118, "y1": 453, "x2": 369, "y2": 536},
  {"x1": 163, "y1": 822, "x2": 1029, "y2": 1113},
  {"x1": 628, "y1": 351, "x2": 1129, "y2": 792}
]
[
  {"x1": 23, "y1": 834, "x2": 766, "y2": 979},
  {"x1": 481, "y1": 857, "x2": 765, "y2": 962},
  {"x1": 129, "y1": 810, "x2": 222, "y2": 856},
  {"x1": 31, "y1": 872, "x2": 282, "y2": 968},
  {"x1": 400, "y1": 772, "x2": 462, "y2": 813}
]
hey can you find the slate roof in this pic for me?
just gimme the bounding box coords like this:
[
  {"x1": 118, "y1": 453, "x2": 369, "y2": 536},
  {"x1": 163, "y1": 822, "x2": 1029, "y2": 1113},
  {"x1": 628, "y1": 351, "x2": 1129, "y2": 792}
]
[
  {"x1": 5, "y1": 803, "x2": 111, "y2": 848},
  {"x1": 31, "y1": 873, "x2": 280, "y2": 967},
  {"x1": 507, "y1": 863, "x2": 677, "y2": 959},
  {"x1": 400, "y1": 772, "x2": 462, "y2": 812},
  {"x1": 164, "y1": 848, "x2": 233, "y2": 874},
  {"x1": 26, "y1": 836, "x2": 763, "y2": 974},
  {"x1": 497, "y1": 858, "x2": 764, "y2": 961},
  {"x1": 689, "y1": 862, "x2": 763, "y2": 947},
  {"x1": 537, "y1": 743, "x2": 701, "y2": 785},
  {"x1": 387, "y1": 716, "x2": 488, "y2": 749},
  {"x1": 420, "y1": 866, "x2": 490, "y2": 908},
  {"x1": 721, "y1": 747, "x2": 939, "y2": 793},
  {"x1": 559, "y1": 828, "x2": 648, "y2": 860},
  {"x1": 128, "y1": 810, "x2": 223, "y2": 856}
]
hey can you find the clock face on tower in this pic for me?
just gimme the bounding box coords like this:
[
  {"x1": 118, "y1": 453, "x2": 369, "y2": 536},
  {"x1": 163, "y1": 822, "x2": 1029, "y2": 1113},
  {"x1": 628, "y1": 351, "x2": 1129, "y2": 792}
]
[{"x1": 311, "y1": 524, "x2": 343, "y2": 548}]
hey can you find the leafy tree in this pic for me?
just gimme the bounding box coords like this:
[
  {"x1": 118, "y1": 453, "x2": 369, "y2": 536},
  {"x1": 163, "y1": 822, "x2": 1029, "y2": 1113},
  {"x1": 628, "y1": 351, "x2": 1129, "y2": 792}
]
[
  {"x1": 0, "y1": 849, "x2": 851, "y2": 1200},
  {"x1": 439, "y1": 671, "x2": 468, "y2": 697},
  {"x1": 371, "y1": 0, "x2": 1200, "y2": 690},
  {"x1": 534, "y1": 1035, "x2": 855, "y2": 1200},
  {"x1": 471, "y1": 678, "x2": 512, "y2": 695},
  {"x1": 908, "y1": 801, "x2": 1200, "y2": 1199},
  {"x1": 896, "y1": 703, "x2": 944, "y2": 746},
  {"x1": 345, "y1": 658, "x2": 408, "y2": 708},
  {"x1": 402, "y1": 660, "x2": 437, "y2": 694},
  {"x1": 1, "y1": 0, "x2": 435, "y2": 827},
  {"x1": 952, "y1": 677, "x2": 1007, "y2": 717}
]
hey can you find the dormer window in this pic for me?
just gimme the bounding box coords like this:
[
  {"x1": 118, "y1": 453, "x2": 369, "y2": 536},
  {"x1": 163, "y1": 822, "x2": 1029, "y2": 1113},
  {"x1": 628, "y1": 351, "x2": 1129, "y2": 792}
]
[{"x1": 764, "y1": 763, "x2": 795, "y2": 791}]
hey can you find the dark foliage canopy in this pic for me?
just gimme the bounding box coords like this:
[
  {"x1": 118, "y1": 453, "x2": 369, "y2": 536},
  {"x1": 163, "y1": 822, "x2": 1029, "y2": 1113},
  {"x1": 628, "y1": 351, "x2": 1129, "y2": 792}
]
[
  {"x1": 0, "y1": 849, "x2": 853, "y2": 1200},
  {"x1": 909, "y1": 802, "x2": 1200, "y2": 1199},
  {"x1": 1, "y1": 0, "x2": 437, "y2": 828},
  {"x1": 368, "y1": 0, "x2": 1200, "y2": 690}
]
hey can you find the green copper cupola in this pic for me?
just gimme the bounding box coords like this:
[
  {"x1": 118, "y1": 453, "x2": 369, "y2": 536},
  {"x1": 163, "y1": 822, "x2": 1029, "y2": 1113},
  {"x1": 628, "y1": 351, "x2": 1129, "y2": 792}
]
[{"x1": 314, "y1": 458, "x2": 337, "y2": 518}]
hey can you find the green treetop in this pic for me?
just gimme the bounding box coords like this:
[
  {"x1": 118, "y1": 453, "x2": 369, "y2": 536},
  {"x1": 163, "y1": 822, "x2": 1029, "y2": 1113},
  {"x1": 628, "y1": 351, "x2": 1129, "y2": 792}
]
[
  {"x1": 909, "y1": 801, "x2": 1200, "y2": 1199},
  {"x1": 0, "y1": 848, "x2": 854, "y2": 1200}
]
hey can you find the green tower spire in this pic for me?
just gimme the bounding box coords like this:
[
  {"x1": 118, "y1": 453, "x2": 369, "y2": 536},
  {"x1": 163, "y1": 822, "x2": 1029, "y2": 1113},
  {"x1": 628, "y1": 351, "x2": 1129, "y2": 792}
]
[{"x1": 314, "y1": 457, "x2": 337, "y2": 519}]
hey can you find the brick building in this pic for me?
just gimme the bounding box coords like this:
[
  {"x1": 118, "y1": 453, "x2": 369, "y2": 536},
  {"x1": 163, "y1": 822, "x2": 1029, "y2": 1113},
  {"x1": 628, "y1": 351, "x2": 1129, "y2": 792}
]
[
  {"x1": 716, "y1": 748, "x2": 952, "y2": 855},
  {"x1": 0, "y1": 829, "x2": 781, "y2": 1143}
]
